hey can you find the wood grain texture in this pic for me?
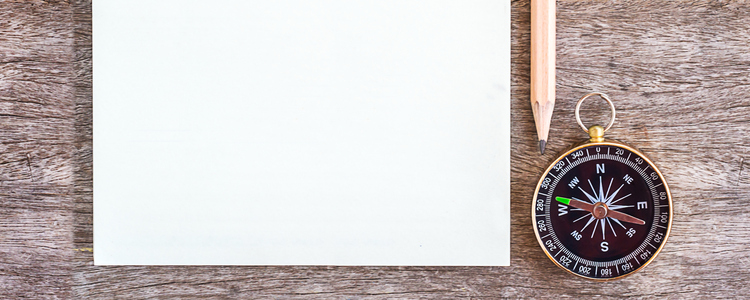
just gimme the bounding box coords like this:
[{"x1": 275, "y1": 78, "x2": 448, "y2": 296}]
[
  {"x1": 0, "y1": 1, "x2": 75, "y2": 299},
  {"x1": 0, "y1": 0, "x2": 748, "y2": 298}
]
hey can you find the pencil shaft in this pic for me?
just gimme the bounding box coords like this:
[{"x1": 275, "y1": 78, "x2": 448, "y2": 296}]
[{"x1": 531, "y1": 0, "x2": 556, "y2": 153}]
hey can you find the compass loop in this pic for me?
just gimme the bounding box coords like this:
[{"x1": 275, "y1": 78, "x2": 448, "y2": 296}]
[{"x1": 575, "y1": 92, "x2": 616, "y2": 134}]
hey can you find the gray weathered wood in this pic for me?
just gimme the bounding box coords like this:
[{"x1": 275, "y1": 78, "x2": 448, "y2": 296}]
[{"x1": 0, "y1": 0, "x2": 748, "y2": 298}]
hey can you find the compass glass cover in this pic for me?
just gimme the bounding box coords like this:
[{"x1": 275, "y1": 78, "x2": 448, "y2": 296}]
[{"x1": 533, "y1": 144, "x2": 671, "y2": 280}]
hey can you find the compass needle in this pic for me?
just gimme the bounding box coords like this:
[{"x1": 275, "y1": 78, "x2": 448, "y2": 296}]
[
  {"x1": 607, "y1": 209, "x2": 646, "y2": 225},
  {"x1": 556, "y1": 197, "x2": 595, "y2": 212},
  {"x1": 532, "y1": 94, "x2": 671, "y2": 280}
]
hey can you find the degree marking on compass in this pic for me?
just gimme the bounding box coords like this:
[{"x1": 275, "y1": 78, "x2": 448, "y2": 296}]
[
  {"x1": 633, "y1": 255, "x2": 640, "y2": 264},
  {"x1": 586, "y1": 149, "x2": 590, "y2": 156},
  {"x1": 608, "y1": 147, "x2": 610, "y2": 155},
  {"x1": 657, "y1": 205, "x2": 669, "y2": 208},
  {"x1": 643, "y1": 165, "x2": 650, "y2": 173},
  {"x1": 548, "y1": 173, "x2": 558, "y2": 179},
  {"x1": 566, "y1": 157, "x2": 572, "y2": 165},
  {"x1": 573, "y1": 260, "x2": 578, "y2": 271},
  {"x1": 541, "y1": 233, "x2": 551, "y2": 239},
  {"x1": 627, "y1": 152, "x2": 631, "y2": 161},
  {"x1": 655, "y1": 224, "x2": 667, "y2": 229},
  {"x1": 653, "y1": 183, "x2": 663, "y2": 188},
  {"x1": 648, "y1": 243, "x2": 657, "y2": 249},
  {"x1": 554, "y1": 249, "x2": 562, "y2": 258},
  {"x1": 537, "y1": 214, "x2": 548, "y2": 217},
  {"x1": 538, "y1": 192, "x2": 549, "y2": 197}
]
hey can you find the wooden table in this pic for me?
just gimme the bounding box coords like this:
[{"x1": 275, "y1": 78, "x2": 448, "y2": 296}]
[{"x1": 2, "y1": 0, "x2": 749, "y2": 298}]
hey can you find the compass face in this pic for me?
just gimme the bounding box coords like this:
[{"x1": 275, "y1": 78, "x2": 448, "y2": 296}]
[{"x1": 532, "y1": 142, "x2": 672, "y2": 280}]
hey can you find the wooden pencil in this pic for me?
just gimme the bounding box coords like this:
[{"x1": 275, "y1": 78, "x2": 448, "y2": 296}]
[{"x1": 531, "y1": 0, "x2": 556, "y2": 154}]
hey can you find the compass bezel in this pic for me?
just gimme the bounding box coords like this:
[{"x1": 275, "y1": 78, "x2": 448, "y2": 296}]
[{"x1": 531, "y1": 139, "x2": 673, "y2": 281}]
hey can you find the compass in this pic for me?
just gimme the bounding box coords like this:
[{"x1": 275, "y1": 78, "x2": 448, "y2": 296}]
[{"x1": 532, "y1": 93, "x2": 673, "y2": 280}]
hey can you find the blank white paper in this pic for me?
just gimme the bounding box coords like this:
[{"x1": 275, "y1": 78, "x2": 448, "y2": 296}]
[{"x1": 93, "y1": 0, "x2": 510, "y2": 265}]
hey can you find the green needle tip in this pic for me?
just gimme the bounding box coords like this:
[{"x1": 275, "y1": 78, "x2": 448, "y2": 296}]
[{"x1": 555, "y1": 197, "x2": 571, "y2": 205}]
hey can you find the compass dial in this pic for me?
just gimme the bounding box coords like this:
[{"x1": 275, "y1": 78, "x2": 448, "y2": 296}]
[{"x1": 532, "y1": 142, "x2": 672, "y2": 280}]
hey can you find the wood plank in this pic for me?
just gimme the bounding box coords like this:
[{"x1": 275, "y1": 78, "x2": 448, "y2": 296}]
[
  {"x1": 0, "y1": 2, "x2": 75, "y2": 299},
  {"x1": 2, "y1": 0, "x2": 750, "y2": 298}
]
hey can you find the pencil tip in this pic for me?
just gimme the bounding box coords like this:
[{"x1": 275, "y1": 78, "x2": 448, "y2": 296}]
[{"x1": 539, "y1": 140, "x2": 546, "y2": 155}]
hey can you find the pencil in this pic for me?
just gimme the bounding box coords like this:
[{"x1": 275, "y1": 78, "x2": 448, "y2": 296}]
[{"x1": 531, "y1": 0, "x2": 556, "y2": 154}]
